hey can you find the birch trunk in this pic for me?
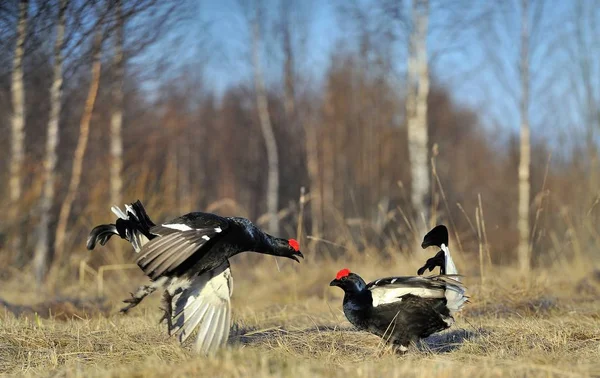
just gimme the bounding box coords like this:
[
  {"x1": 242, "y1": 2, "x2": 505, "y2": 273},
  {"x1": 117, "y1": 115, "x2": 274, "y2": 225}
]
[
  {"x1": 251, "y1": 14, "x2": 280, "y2": 235},
  {"x1": 517, "y1": 0, "x2": 531, "y2": 273},
  {"x1": 110, "y1": 0, "x2": 124, "y2": 209},
  {"x1": 281, "y1": 0, "x2": 295, "y2": 121},
  {"x1": 406, "y1": 0, "x2": 430, "y2": 231},
  {"x1": 33, "y1": 0, "x2": 67, "y2": 283},
  {"x1": 322, "y1": 96, "x2": 335, "y2": 232},
  {"x1": 9, "y1": 0, "x2": 28, "y2": 264},
  {"x1": 574, "y1": 1, "x2": 599, "y2": 199},
  {"x1": 54, "y1": 31, "x2": 103, "y2": 258},
  {"x1": 305, "y1": 116, "x2": 321, "y2": 237}
]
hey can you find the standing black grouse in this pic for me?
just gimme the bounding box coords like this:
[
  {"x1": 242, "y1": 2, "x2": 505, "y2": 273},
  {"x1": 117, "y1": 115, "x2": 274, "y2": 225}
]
[
  {"x1": 87, "y1": 200, "x2": 303, "y2": 354},
  {"x1": 329, "y1": 225, "x2": 467, "y2": 352}
]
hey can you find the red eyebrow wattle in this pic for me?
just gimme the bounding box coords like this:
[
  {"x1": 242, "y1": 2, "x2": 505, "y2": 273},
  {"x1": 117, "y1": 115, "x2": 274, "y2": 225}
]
[
  {"x1": 336, "y1": 268, "x2": 350, "y2": 280},
  {"x1": 288, "y1": 239, "x2": 300, "y2": 251}
]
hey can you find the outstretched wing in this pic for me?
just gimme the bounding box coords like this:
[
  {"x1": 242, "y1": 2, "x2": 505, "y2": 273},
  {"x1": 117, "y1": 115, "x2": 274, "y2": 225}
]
[
  {"x1": 169, "y1": 261, "x2": 233, "y2": 355},
  {"x1": 366, "y1": 275, "x2": 466, "y2": 309},
  {"x1": 136, "y1": 213, "x2": 229, "y2": 280}
]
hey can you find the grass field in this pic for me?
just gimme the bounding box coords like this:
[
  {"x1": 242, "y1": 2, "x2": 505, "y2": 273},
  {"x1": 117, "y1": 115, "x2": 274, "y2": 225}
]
[{"x1": 1, "y1": 251, "x2": 600, "y2": 377}]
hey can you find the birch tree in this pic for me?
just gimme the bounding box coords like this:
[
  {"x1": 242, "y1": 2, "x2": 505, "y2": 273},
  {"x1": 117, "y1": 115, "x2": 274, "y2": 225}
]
[
  {"x1": 110, "y1": 0, "x2": 124, "y2": 210},
  {"x1": 251, "y1": 4, "x2": 280, "y2": 235},
  {"x1": 9, "y1": 0, "x2": 28, "y2": 263},
  {"x1": 280, "y1": 0, "x2": 296, "y2": 123},
  {"x1": 517, "y1": 0, "x2": 531, "y2": 273},
  {"x1": 277, "y1": 0, "x2": 321, "y2": 237},
  {"x1": 54, "y1": 29, "x2": 103, "y2": 259},
  {"x1": 406, "y1": 0, "x2": 430, "y2": 231},
  {"x1": 33, "y1": 0, "x2": 67, "y2": 283},
  {"x1": 304, "y1": 111, "x2": 321, "y2": 237},
  {"x1": 477, "y1": 0, "x2": 560, "y2": 270},
  {"x1": 569, "y1": 0, "x2": 600, "y2": 191}
]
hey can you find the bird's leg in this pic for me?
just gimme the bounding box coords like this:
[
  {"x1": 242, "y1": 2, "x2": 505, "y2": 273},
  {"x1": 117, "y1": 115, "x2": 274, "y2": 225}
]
[
  {"x1": 393, "y1": 344, "x2": 409, "y2": 354},
  {"x1": 377, "y1": 342, "x2": 408, "y2": 357},
  {"x1": 158, "y1": 290, "x2": 174, "y2": 333},
  {"x1": 120, "y1": 284, "x2": 157, "y2": 314}
]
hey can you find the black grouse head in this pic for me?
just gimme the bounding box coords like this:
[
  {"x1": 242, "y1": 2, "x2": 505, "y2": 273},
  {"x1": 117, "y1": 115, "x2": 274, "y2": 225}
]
[
  {"x1": 270, "y1": 238, "x2": 304, "y2": 262},
  {"x1": 329, "y1": 269, "x2": 367, "y2": 293}
]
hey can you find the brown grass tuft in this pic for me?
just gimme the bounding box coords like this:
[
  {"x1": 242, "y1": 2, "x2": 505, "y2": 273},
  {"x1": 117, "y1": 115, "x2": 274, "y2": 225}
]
[{"x1": 1, "y1": 255, "x2": 600, "y2": 377}]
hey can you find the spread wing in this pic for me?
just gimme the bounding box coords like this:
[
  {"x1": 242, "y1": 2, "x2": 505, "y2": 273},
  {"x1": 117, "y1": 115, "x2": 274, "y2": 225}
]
[
  {"x1": 367, "y1": 275, "x2": 466, "y2": 309},
  {"x1": 136, "y1": 213, "x2": 229, "y2": 280},
  {"x1": 169, "y1": 261, "x2": 233, "y2": 355}
]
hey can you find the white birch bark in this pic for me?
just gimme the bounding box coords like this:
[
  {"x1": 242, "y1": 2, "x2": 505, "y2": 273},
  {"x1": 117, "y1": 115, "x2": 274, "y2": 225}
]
[
  {"x1": 251, "y1": 11, "x2": 280, "y2": 235},
  {"x1": 9, "y1": 0, "x2": 28, "y2": 263},
  {"x1": 54, "y1": 30, "x2": 103, "y2": 258},
  {"x1": 110, "y1": 0, "x2": 124, "y2": 209},
  {"x1": 407, "y1": 0, "x2": 430, "y2": 229},
  {"x1": 517, "y1": 0, "x2": 531, "y2": 273},
  {"x1": 33, "y1": 0, "x2": 67, "y2": 282}
]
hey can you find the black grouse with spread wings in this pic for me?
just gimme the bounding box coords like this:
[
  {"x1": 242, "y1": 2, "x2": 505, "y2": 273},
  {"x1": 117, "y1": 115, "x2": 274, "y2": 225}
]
[{"x1": 87, "y1": 200, "x2": 303, "y2": 354}]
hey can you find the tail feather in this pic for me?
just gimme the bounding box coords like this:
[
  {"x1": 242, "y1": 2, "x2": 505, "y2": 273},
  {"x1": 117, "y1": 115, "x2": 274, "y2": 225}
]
[
  {"x1": 86, "y1": 224, "x2": 118, "y2": 250},
  {"x1": 446, "y1": 287, "x2": 468, "y2": 314},
  {"x1": 417, "y1": 250, "x2": 445, "y2": 275},
  {"x1": 418, "y1": 225, "x2": 459, "y2": 279},
  {"x1": 442, "y1": 243, "x2": 459, "y2": 278},
  {"x1": 130, "y1": 200, "x2": 155, "y2": 229},
  {"x1": 88, "y1": 200, "x2": 156, "y2": 253},
  {"x1": 420, "y1": 225, "x2": 467, "y2": 314},
  {"x1": 436, "y1": 275, "x2": 468, "y2": 314},
  {"x1": 441, "y1": 243, "x2": 466, "y2": 313},
  {"x1": 421, "y1": 225, "x2": 448, "y2": 250},
  {"x1": 440, "y1": 240, "x2": 466, "y2": 314},
  {"x1": 111, "y1": 205, "x2": 127, "y2": 219}
]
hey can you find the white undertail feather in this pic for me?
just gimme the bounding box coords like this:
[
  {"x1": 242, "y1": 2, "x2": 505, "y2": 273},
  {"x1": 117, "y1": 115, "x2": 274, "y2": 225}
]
[
  {"x1": 111, "y1": 204, "x2": 150, "y2": 252},
  {"x1": 125, "y1": 204, "x2": 136, "y2": 218},
  {"x1": 440, "y1": 242, "x2": 467, "y2": 314},
  {"x1": 109, "y1": 205, "x2": 233, "y2": 354},
  {"x1": 441, "y1": 243, "x2": 459, "y2": 278},
  {"x1": 169, "y1": 262, "x2": 233, "y2": 355},
  {"x1": 110, "y1": 205, "x2": 127, "y2": 219}
]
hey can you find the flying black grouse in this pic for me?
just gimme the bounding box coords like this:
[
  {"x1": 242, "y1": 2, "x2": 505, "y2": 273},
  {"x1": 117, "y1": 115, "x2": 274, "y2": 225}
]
[
  {"x1": 87, "y1": 200, "x2": 303, "y2": 354},
  {"x1": 329, "y1": 225, "x2": 467, "y2": 352}
]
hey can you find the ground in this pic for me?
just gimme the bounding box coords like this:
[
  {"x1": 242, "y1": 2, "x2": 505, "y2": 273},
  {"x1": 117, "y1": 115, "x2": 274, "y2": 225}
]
[{"x1": 1, "y1": 255, "x2": 599, "y2": 377}]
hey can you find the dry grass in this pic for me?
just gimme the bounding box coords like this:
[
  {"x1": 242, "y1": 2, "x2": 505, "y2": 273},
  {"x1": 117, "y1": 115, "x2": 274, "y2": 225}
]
[{"x1": 2, "y1": 253, "x2": 600, "y2": 378}]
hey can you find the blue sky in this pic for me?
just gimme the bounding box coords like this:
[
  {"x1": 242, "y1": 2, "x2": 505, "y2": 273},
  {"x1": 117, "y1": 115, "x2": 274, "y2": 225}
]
[
  {"x1": 193, "y1": 0, "x2": 340, "y2": 95},
  {"x1": 139, "y1": 0, "x2": 598, "y2": 151}
]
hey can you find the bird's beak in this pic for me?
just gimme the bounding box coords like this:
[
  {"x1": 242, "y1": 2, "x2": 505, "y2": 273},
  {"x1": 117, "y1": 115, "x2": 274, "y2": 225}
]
[
  {"x1": 290, "y1": 250, "x2": 304, "y2": 263},
  {"x1": 329, "y1": 279, "x2": 339, "y2": 287}
]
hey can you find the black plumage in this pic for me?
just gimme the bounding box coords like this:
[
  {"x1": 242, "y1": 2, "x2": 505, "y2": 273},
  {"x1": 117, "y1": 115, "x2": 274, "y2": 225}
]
[
  {"x1": 417, "y1": 225, "x2": 450, "y2": 275},
  {"x1": 417, "y1": 250, "x2": 446, "y2": 275},
  {"x1": 329, "y1": 225, "x2": 468, "y2": 351},
  {"x1": 87, "y1": 200, "x2": 303, "y2": 354}
]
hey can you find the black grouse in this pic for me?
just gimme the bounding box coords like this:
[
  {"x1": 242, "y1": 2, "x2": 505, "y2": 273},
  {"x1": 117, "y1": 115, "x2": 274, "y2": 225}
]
[
  {"x1": 87, "y1": 200, "x2": 303, "y2": 354},
  {"x1": 329, "y1": 225, "x2": 467, "y2": 352}
]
